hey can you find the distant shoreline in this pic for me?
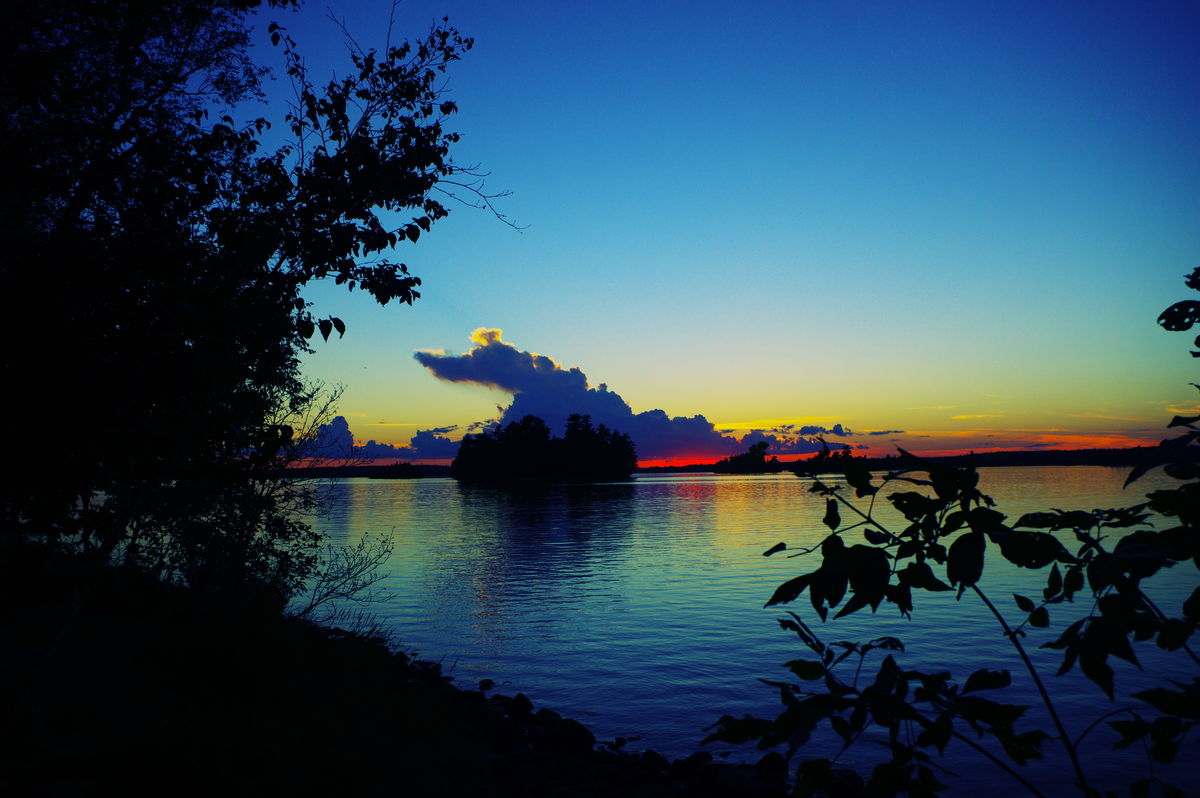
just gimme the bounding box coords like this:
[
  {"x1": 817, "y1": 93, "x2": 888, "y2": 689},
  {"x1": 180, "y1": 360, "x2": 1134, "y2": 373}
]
[{"x1": 286, "y1": 446, "x2": 1155, "y2": 480}]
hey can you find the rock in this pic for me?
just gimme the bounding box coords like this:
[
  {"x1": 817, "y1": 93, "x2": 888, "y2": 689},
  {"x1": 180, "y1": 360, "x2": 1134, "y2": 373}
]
[
  {"x1": 545, "y1": 717, "x2": 596, "y2": 753},
  {"x1": 754, "y1": 751, "x2": 788, "y2": 783},
  {"x1": 509, "y1": 692, "x2": 534, "y2": 718}
]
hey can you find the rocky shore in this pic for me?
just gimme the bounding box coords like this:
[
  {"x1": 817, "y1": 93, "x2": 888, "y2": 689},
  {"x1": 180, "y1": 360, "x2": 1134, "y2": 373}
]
[{"x1": 0, "y1": 549, "x2": 789, "y2": 797}]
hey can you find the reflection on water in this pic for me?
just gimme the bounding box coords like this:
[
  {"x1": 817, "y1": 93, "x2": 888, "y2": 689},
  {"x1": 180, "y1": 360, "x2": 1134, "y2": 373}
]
[{"x1": 314, "y1": 467, "x2": 1195, "y2": 795}]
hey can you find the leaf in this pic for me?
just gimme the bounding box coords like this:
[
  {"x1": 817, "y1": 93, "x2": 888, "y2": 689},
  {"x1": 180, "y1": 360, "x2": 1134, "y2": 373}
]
[
  {"x1": 889, "y1": 491, "x2": 934, "y2": 520},
  {"x1": 997, "y1": 729, "x2": 1049, "y2": 766},
  {"x1": 1080, "y1": 653, "x2": 1115, "y2": 700},
  {"x1": 1028, "y1": 607, "x2": 1050, "y2": 628},
  {"x1": 1134, "y1": 686, "x2": 1200, "y2": 719},
  {"x1": 830, "y1": 715, "x2": 852, "y2": 744},
  {"x1": 963, "y1": 669, "x2": 1012, "y2": 693},
  {"x1": 947, "y1": 531, "x2": 985, "y2": 592},
  {"x1": 1109, "y1": 719, "x2": 1151, "y2": 750},
  {"x1": 832, "y1": 592, "x2": 873, "y2": 619},
  {"x1": 701, "y1": 714, "x2": 772, "y2": 745},
  {"x1": 1158, "y1": 299, "x2": 1200, "y2": 331},
  {"x1": 1150, "y1": 738, "x2": 1180, "y2": 764},
  {"x1": 868, "y1": 636, "x2": 905, "y2": 651},
  {"x1": 762, "y1": 541, "x2": 787, "y2": 557},
  {"x1": 1013, "y1": 594, "x2": 1036, "y2": 613},
  {"x1": 1064, "y1": 565, "x2": 1084, "y2": 595},
  {"x1": 1183, "y1": 585, "x2": 1200, "y2": 622},
  {"x1": 1044, "y1": 563, "x2": 1062, "y2": 601},
  {"x1": 899, "y1": 562, "x2": 952, "y2": 592},
  {"x1": 864, "y1": 528, "x2": 890, "y2": 545},
  {"x1": 331, "y1": 317, "x2": 346, "y2": 337},
  {"x1": 1156, "y1": 619, "x2": 1194, "y2": 651},
  {"x1": 846, "y1": 545, "x2": 891, "y2": 609},
  {"x1": 765, "y1": 573, "x2": 812, "y2": 607},
  {"x1": 957, "y1": 695, "x2": 1028, "y2": 728},
  {"x1": 1015, "y1": 512, "x2": 1057, "y2": 529},
  {"x1": 317, "y1": 318, "x2": 333, "y2": 341},
  {"x1": 785, "y1": 659, "x2": 826, "y2": 680},
  {"x1": 823, "y1": 499, "x2": 840, "y2": 531},
  {"x1": 843, "y1": 463, "x2": 877, "y2": 497},
  {"x1": 916, "y1": 712, "x2": 953, "y2": 754}
]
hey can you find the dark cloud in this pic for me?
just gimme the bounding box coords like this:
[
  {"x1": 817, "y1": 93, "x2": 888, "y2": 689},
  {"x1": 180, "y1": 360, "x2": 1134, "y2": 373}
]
[
  {"x1": 415, "y1": 329, "x2": 739, "y2": 460},
  {"x1": 867, "y1": 429, "x2": 905, "y2": 436},
  {"x1": 772, "y1": 423, "x2": 853, "y2": 437},
  {"x1": 414, "y1": 328, "x2": 858, "y2": 461},
  {"x1": 738, "y1": 429, "x2": 848, "y2": 455},
  {"x1": 404, "y1": 428, "x2": 459, "y2": 459},
  {"x1": 309, "y1": 416, "x2": 458, "y2": 461},
  {"x1": 309, "y1": 415, "x2": 354, "y2": 459}
]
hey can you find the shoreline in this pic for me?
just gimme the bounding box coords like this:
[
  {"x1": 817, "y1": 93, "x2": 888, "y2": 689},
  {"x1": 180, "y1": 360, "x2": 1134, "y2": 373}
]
[
  {"x1": 283, "y1": 446, "x2": 1152, "y2": 480},
  {"x1": 0, "y1": 546, "x2": 792, "y2": 797}
]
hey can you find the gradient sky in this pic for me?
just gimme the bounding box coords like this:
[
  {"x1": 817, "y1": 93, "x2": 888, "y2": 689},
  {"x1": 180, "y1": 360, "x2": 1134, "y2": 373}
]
[{"x1": 261, "y1": 0, "x2": 1199, "y2": 461}]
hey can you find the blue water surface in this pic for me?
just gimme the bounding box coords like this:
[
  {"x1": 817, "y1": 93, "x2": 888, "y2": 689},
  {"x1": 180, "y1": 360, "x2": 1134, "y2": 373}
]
[{"x1": 310, "y1": 466, "x2": 1197, "y2": 796}]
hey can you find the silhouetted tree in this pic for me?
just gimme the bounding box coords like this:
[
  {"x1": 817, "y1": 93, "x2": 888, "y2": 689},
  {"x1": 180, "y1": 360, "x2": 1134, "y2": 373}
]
[
  {"x1": 0, "y1": 0, "x2": 488, "y2": 600},
  {"x1": 713, "y1": 441, "x2": 786, "y2": 474},
  {"x1": 452, "y1": 414, "x2": 637, "y2": 482}
]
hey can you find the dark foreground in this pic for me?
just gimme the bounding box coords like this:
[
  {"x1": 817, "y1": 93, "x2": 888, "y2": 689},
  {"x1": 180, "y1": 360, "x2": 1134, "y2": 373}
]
[{"x1": 0, "y1": 548, "x2": 790, "y2": 797}]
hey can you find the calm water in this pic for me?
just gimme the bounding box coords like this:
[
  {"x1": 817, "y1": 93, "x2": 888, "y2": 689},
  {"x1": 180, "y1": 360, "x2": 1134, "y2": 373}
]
[{"x1": 312, "y1": 466, "x2": 1197, "y2": 795}]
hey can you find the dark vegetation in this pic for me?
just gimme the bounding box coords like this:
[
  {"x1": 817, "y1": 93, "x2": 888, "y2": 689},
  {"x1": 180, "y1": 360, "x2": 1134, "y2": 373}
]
[
  {"x1": 452, "y1": 413, "x2": 638, "y2": 483},
  {"x1": 706, "y1": 270, "x2": 1200, "y2": 797},
  {"x1": 3, "y1": 1, "x2": 1195, "y2": 796},
  {"x1": 713, "y1": 441, "x2": 787, "y2": 474},
  {"x1": 0, "y1": 0, "x2": 494, "y2": 601},
  {"x1": 1, "y1": 544, "x2": 790, "y2": 797}
]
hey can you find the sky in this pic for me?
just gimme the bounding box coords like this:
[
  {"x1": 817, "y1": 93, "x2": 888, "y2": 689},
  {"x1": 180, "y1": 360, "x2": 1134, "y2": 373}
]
[{"x1": 251, "y1": 0, "x2": 1199, "y2": 464}]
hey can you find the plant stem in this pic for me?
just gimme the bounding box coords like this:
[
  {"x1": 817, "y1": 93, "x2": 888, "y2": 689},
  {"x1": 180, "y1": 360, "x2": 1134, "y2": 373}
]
[
  {"x1": 1072, "y1": 706, "x2": 1139, "y2": 749},
  {"x1": 1136, "y1": 590, "x2": 1200, "y2": 669},
  {"x1": 971, "y1": 585, "x2": 1093, "y2": 797},
  {"x1": 947, "y1": 728, "x2": 1050, "y2": 798}
]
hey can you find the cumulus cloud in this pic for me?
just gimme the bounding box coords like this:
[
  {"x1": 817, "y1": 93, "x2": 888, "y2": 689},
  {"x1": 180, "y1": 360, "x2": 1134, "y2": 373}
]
[
  {"x1": 413, "y1": 328, "x2": 859, "y2": 461},
  {"x1": 308, "y1": 416, "x2": 458, "y2": 461}
]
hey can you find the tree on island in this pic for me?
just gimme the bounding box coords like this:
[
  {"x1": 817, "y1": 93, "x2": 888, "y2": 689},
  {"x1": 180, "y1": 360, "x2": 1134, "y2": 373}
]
[
  {"x1": 792, "y1": 439, "x2": 861, "y2": 476},
  {"x1": 452, "y1": 414, "x2": 637, "y2": 482},
  {"x1": 0, "y1": 0, "x2": 493, "y2": 603},
  {"x1": 713, "y1": 441, "x2": 786, "y2": 474}
]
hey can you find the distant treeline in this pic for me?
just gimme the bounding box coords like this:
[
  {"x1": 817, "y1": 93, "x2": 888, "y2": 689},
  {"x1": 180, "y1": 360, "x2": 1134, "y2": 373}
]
[
  {"x1": 712, "y1": 441, "x2": 786, "y2": 474},
  {"x1": 277, "y1": 463, "x2": 452, "y2": 479},
  {"x1": 857, "y1": 447, "x2": 1156, "y2": 470},
  {"x1": 453, "y1": 414, "x2": 637, "y2": 482},
  {"x1": 285, "y1": 446, "x2": 1157, "y2": 480},
  {"x1": 645, "y1": 446, "x2": 1157, "y2": 474}
]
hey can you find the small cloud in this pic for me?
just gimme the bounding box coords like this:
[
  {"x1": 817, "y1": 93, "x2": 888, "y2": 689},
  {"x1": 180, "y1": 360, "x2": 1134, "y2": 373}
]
[
  {"x1": 951, "y1": 414, "x2": 1002, "y2": 420},
  {"x1": 1065, "y1": 412, "x2": 1154, "y2": 422},
  {"x1": 866, "y1": 429, "x2": 904, "y2": 436}
]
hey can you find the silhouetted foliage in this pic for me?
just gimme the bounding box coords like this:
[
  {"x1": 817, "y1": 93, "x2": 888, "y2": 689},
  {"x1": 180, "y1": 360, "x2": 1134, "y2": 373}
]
[
  {"x1": 792, "y1": 440, "x2": 862, "y2": 476},
  {"x1": 709, "y1": 268, "x2": 1200, "y2": 797},
  {"x1": 713, "y1": 441, "x2": 786, "y2": 474},
  {"x1": 453, "y1": 414, "x2": 637, "y2": 482},
  {"x1": 0, "y1": 0, "x2": 484, "y2": 600}
]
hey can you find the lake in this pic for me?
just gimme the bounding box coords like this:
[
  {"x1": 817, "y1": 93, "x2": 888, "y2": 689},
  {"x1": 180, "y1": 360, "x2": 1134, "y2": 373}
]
[{"x1": 311, "y1": 465, "x2": 1197, "y2": 795}]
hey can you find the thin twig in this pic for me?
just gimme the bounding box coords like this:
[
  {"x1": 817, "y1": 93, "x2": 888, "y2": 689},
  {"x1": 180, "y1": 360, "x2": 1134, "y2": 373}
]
[{"x1": 972, "y1": 585, "x2": 1093, "y2": 796}]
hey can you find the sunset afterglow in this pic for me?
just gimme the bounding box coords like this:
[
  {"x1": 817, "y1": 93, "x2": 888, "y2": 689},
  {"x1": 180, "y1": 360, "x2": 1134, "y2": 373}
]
[{"x1": 290, "y1": 0, "x2": 1198, "y2": 466}]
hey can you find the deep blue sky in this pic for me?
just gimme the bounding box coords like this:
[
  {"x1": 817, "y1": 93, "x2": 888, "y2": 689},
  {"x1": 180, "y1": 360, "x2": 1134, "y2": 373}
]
[{"x1": 261, "y1": 0, "x2": 1200, "y2": 457}]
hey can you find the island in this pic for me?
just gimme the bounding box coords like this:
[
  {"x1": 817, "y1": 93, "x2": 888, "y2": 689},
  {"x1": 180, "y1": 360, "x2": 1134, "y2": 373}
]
[{"x1": 452, "y1": 414, "x2": 638, "y2": 482}]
